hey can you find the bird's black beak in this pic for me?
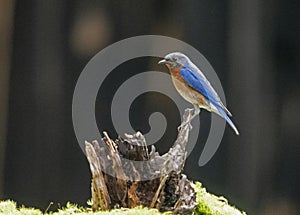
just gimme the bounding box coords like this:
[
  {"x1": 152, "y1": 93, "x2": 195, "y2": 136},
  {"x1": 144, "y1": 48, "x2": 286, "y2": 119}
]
[{"x1": 158, "y1": 58, "x2": 167, "y2": 64}]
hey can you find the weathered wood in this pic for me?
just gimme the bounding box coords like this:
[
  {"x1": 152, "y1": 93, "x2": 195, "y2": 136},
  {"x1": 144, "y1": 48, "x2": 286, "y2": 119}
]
[
  {"x1": 85, "y1": 108, "x2": 197, "y2": 213},
  {"x1": 85, "y1": 142, "x2": 110, "y2": 210}
]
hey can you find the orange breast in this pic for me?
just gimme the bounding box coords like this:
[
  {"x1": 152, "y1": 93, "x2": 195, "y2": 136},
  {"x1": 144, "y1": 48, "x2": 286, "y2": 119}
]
[{"x1": 169, "y1": 67, "x2": 207, "y2": 107}]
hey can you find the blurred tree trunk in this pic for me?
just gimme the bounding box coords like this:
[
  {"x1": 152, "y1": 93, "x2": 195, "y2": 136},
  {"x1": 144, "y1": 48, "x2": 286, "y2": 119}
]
[
  {"x1": 227, "y1": 0, "x2": 277, "y2": 209},
  {"x1": 0, "y1": 0, "x2": 15, "y2": 198},
  {"x1": 4, "y1": 0, "x2": 67, "y2": 206}
]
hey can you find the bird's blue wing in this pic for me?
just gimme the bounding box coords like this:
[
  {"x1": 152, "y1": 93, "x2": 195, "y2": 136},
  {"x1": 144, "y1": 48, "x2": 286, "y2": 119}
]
[
  {"x1": 180, "y1": 66, "x2": 221, "y2": 106},
  {"x1": 180, "y1": 66, "x2": 239, "y2": 135}
]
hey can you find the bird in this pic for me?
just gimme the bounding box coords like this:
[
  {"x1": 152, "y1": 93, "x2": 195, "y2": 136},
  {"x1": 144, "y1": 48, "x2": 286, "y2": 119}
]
[{"x1": 158, "y1": 52, "x2": 239, "y2": 135}]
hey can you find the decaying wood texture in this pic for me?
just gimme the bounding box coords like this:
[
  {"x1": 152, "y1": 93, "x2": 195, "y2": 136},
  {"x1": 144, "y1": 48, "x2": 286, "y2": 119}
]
[{"x1": 85, "y1": 108, "x2": 197, "y2": 214}]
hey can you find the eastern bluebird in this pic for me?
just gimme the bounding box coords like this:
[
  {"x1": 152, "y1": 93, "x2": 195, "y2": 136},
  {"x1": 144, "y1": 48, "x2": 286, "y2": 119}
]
[{"x1": 158, "y1": 52, "x2": 239, "y2": 135}]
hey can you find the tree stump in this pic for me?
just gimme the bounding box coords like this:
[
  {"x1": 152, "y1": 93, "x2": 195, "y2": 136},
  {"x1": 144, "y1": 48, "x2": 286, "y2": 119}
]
[{"x1": 85, "y1": 108, "x2": 197, "y2": 214}]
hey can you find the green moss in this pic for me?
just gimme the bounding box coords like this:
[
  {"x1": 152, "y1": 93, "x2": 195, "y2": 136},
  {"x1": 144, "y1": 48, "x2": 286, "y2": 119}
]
[
  {"x1": 0, "y1": 182, "x2": 246, "y2": 215},
  {"x1": 192, "y1": 182, "x2": 246, "y2": 215},
  {"x1": 0, "y1": 201, "x2": 165, "y2": 215},
  {"x1": 0, "y1": 200, "x2": 43, "y2": 215}
]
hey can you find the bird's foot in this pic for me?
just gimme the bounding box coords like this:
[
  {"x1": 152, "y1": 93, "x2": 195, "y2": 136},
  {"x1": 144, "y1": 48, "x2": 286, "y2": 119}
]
[{"x1": 193, "y1": 105, "x2": 200, "y2": 115}]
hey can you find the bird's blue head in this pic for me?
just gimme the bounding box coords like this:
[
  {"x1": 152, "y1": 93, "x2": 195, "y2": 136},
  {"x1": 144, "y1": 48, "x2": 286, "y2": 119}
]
[{"x1": 158, "y1": 52, "x2": 190, "y2": 69}]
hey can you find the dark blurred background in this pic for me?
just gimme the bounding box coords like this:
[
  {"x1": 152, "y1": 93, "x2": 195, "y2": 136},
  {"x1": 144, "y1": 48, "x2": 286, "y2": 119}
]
[{"x1": 0, "y1": 0, "x2": 299, "y2": 214}]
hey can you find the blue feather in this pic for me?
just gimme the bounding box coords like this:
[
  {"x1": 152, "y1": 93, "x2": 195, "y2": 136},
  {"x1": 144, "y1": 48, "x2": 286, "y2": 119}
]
[
  {"x1": 215, "y1": 105, "x2": 239, "y2": 135},
  {"x1": 180, "y1": 66, "x2": 239, "y2": 135},
  {"x1": 180, "y1": 66, "x2": 221, "y2": 106}
]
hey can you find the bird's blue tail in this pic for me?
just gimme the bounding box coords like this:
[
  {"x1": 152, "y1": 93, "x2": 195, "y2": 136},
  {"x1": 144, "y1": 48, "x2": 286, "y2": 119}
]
[{"x1": 215, "y1": 105, "x2": 239, "y2": 135}]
